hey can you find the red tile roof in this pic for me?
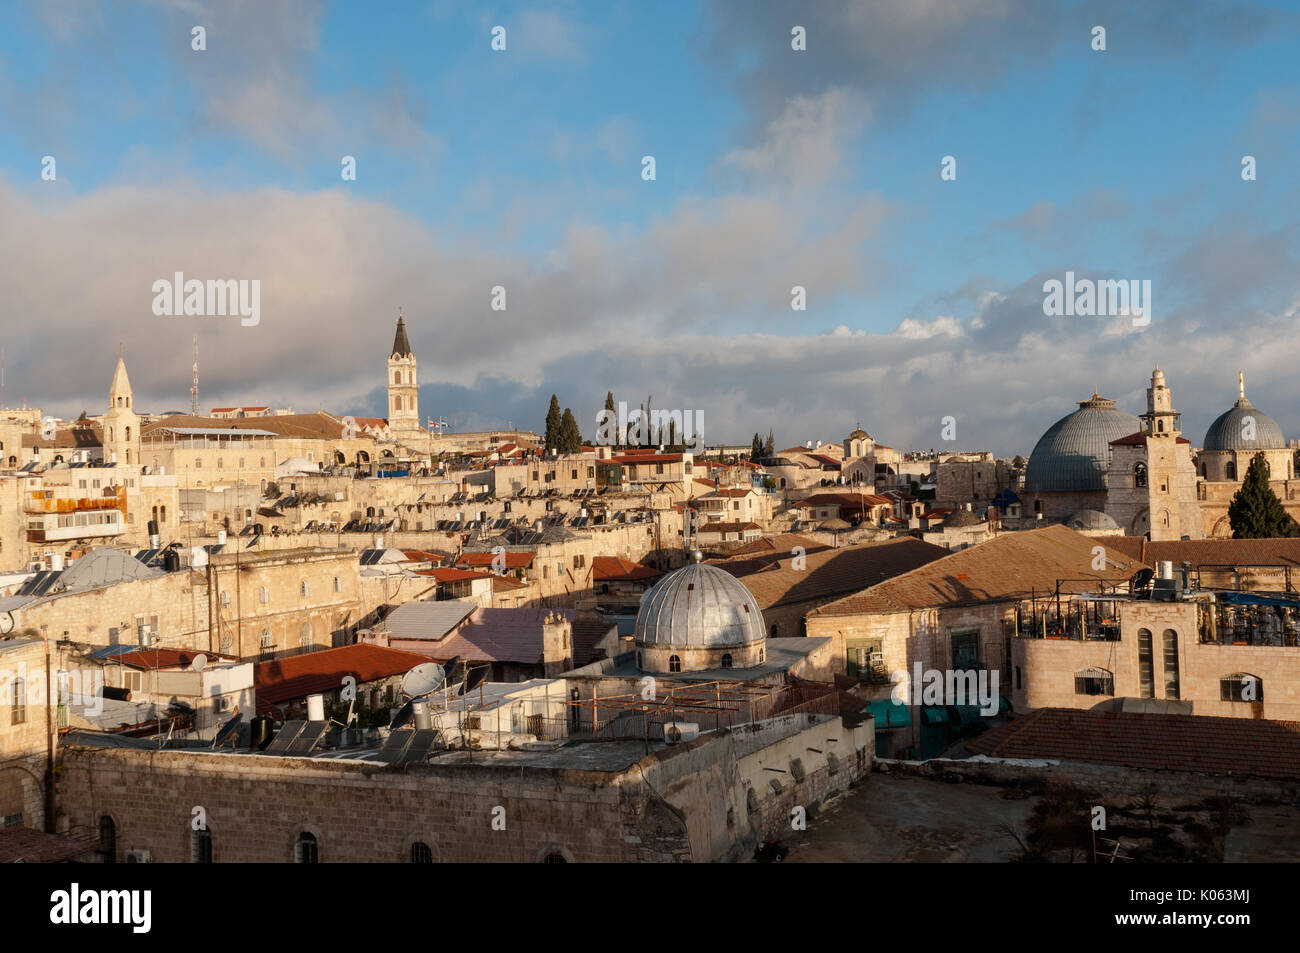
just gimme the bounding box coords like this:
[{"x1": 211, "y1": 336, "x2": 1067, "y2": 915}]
[
  {"x1": 457, "y1": 552, "x2": 534, "y2": 569},
  {"x1": 0, "y1": 828, "x2": 99, "y2": 863},
  {"x1": 800, "y1": 492, "x2": 893, "y2": 508},
  {"x1": 592, "y1": 556, "x2": 665, "y2": 582},
  {"x1": 1110, "y1": 431, "x2": 1192, "y2": 446},
  {"x1": 415, "y1": 567, "x2": 495, "y2": 582},
  {"x1": 1104, "y1": 536, "x2": 1300, "y2": 570},
  {"x1": 254, "y1": 644, "x2": 432, "y2": 704},
  {"x1": 110, "y1": 649, "x2": 238, "y2": 671},
  {"x1": 715, "y1": 537, "x2": 950, "y2": 610},
  {"x1": 814, "y1": 524, "x2": 1143, "y2": 616},
  {"x1": 968, "y1": 708, "x2": 1300, "y2": 779}
]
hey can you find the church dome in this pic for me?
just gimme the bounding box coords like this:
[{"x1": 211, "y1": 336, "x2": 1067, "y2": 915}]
[
  {"x1": 943, "y1": 509, "x2": 981, "y2": 528},
  {"x1": 1025, "y1": 395, "x2": 1141, "y2": 492},
  {"x1": 1202, "y1": 398, "x2": 1286, "y2": 452},
  {"x1": 635, "y1": 560, "x2": 765, "y2": 650},
  {"x1": 1065, "y1": 509, "x2": 1119, "y2": 531}
]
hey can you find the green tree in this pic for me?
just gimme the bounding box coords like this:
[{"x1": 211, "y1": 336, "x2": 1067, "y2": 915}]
[
  {"x1": 764, "y1": 429, "x2": 775, "y2": 457},
  {"x1": 1228, "y1": 452, "x2": 1298, "y2": 538},
  {"x1": 559, "y1": 408, "x2": 582, "y2": 453},
  {"x1": 544, "y1": 394, "x2": 562, "y2": 452},
  {"x1": 751, "y1": 433, "x2": 764, "y2": 459}
]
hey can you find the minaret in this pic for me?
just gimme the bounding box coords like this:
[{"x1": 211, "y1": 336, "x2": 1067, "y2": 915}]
[
  {"x1": 386, "y1": 312, "x2": 420, "y2": 439},
  {"x1": 1143, "y1": 366, "x2": 1180, "y2": 438},
  {"x1": 104, "y1": 354, "x2": 140, "y2": 465}
]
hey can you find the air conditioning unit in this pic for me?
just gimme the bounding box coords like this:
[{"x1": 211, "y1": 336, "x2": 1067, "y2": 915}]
[
  {"x1": 217, "y1": 696, "x2": 234, "y2": 712},
  {"x1": 124, "y1": 849, "x2": 152, "y2": 863},
  {"x1": 663, "y1": 722, "x2": 699, "y2": 744}
]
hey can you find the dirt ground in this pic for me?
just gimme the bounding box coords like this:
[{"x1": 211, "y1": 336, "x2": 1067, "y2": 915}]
[
  {"x1": 785, "y1": 773, "x2": 1038, "y2": 863},
  {"x1": 781, "y1": 772, "x2": 1300, "y2": 863}
]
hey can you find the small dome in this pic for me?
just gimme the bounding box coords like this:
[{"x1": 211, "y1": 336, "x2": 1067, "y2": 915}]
[
  {"x1": 943, "y1": 509, "x2": 981, "y2": 528},
  {"x1": 1065, "y1": 509, "x2": 1119, "y2": 531},
  {"x1": 1202, "y1": 398, "x2": 1286, "y2": 452},
  {"x1": 847, "y1": 428, "x2": 871, "y2": 441},
  {"x1": 819, "y1": 517, "x2": 851, "y2": 530},
  {"x1": 1025, "y1": 395, "x2": 1141, "y2": 492},
  {"x1": 635, "y1": 561, "x2": 765, "y2": 649}
]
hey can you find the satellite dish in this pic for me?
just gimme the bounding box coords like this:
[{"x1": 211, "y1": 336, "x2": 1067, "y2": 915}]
[
  {"x1": 401, "y1": 662, "x2": 446, "y2": 699},
  {"x1": 440, "y1": 656, "x2": 460, "y2": 679},
  {"x1": 191, "y1": 654, "x2": 208, "y2": 672},
  {"x1": 457, "y1": 665, "x2": 488, "y2": 696},
  {"x1": 212, "y1": 711, "x2": 243, "y2": 749},
  {"x1": 388, "y1": 699, "x2": 415, "y2": 731}
]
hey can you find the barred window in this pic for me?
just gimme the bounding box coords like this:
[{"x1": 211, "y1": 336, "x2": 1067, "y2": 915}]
[
  {"x1": 1074, "y1": 667, "x2": 1114, "y2": 696},
  {"x1": 1220, "y1": 673, "x2": 1263, "y2": 703}
]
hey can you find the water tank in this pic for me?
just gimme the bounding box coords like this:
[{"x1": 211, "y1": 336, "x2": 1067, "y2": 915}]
[
  {"x1": 147, "y1": 519, "x2": 159, "y2": 537},
  {"x1": 163, "y1": 549, "x2": 181, "y2": 572},
  {"x1": 216, "y1": 529, "x2": 227, "y2": 545},
  {"x1": 49, "y1": 553, "x2": 65, "y2": 571},
  {"x1": 1158, "y1": 560, "x2": 1174, "y2": 580},
  {"x1": 249, "y1": 716, "x2": 274, "y2": 750},
  {"x1": 413, "y1": 699, "x2": 431, "y2": 731},
  {"x1": 306, "y1": 694, "x2": 326, "y2": 721}
]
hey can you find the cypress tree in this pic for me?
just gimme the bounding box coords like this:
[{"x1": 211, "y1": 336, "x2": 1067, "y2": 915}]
[
  {"x1": 559, "y1": 408, "x2": 582, "y2": 453},
  {"x1": 544, "y1": 394, "x2": 562, "y2": 451},
  {"x1": 1228, "y1": 453, "x2": 1298, "y2": 538},
  {"x1": 751, "y1": 433, "x2": 763, "y2": 459}
]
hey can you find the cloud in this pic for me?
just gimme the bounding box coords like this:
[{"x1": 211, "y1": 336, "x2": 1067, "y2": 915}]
[{"x1": 721, "y1": 87, "x2": 869, "y2": 187}]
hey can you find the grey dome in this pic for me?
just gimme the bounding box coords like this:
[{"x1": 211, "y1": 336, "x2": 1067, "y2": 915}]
[
  {"x1": 943, "y1": 509, "x2": 981, "y2": 528},
  {"x1": 1202, "y1": 398, "x2": 1286, "y2": 452},
  {"x1": 1025, "y1": 396, "x2": 1141, "y2": 492},
  {"x1": 635, "y1": 561, "x2": 765, "y2": 648},
  {"x1": 1065, "y1": 509, "x2": 1119, "y2": 531}
]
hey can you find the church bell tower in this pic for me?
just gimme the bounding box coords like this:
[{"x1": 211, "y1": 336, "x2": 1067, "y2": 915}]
[{"x1": 386, "y1": 312, "x2": 420, "y2": 440}]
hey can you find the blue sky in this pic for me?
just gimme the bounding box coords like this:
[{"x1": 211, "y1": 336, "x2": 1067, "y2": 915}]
[{"x1": 2, "y1": 0, "x2": 1299, "y2": 453}]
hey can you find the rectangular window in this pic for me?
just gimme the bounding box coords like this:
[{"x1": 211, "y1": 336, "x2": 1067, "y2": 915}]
[
  {"x1": 951, "y1": 631, "x2": 979, "y2": 669},
  {"x1": 1220, "y1": 676, "x2": 1262, "y2": 702}
]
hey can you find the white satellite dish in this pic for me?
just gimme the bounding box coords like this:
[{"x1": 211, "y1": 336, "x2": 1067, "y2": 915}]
[
  {"x1": 191, "y1": 654, "x2": 208, "y2": 672},
  {"x1": 401, "y1": 662, "x2": 446, "y2": 699}
]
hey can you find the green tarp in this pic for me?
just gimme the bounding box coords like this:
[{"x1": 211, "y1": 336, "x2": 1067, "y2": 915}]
[{"x1": 867, "y1": 700, "x2": 912, "y2": 729}]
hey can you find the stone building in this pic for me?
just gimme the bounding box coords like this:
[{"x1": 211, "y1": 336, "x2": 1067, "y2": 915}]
[
  {"x1": 1021, "y1": 393, "x2": 1140, "y2": 520},
  {"x1": 1103, "y1": 368, "x2": 1203, "y2": 541}
]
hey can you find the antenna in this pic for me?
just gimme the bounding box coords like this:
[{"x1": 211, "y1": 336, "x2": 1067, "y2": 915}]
[{"x1": 191, "y1": 335, "x2": 199, "y2": 416}]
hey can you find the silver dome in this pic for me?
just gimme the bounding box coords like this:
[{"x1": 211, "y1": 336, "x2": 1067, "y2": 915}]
[
  {"x1": 635, "y1": 562, "x2": 765, "y2": 648},
  {"x1": 1202, "y1": 398, "x2": 1286, "y2": 452},
  {"x1": 1025, "y1": 395, "x2": 1141, "y2": 492}
]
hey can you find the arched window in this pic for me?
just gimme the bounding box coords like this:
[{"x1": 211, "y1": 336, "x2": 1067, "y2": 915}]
[
  {"x1": 1137, "y1": 628, "x2": 1154, "y2": 698},
  {"x1": 411, "y1": 842, "x2": 433, "y2": 863},
  {"x1": 160, "y1": 505, "x2": 166, "y2": 522},
  {"x1": 1163, "y1": 629, "x2": 1180, "y2": 699},
  {"x1": 259, "y1": 586, "x2": 270, "y2": 604},
  {"x1": 720, "y1": 653, "x2": 733, "y2": 669},
  {"x1": 1134, "y1": 462, "x2": 1147, "y2": 488},
  {"x1": 1220, "y1": 673, "x2": 1263, "y2": 703},
  {"x1": 300, "y1": 621, "x2": 313, "y2": 649},
  {"x1": 300, "y1": 580, "x2": 309, "y2": 598},
  {"x1": 668, "y1": 654, "x2": 682, "y2": 673},
  {"x1": 295, "y1": 832, "x2": 318, "y2": 863},
  {"x1": 394, "y1": 371, "x2": 401, "y2": 384},
  {"x1": 1073, "y1": 667, "x2": 1114, "y2": 696},
  {"x1": 542, "y1": 852, "x2": 567, "y2": 863},
  {"x1": 1226, "y1": 461, "x2": 1237, "y2": 481},
  {"x1": 98, "y1": 816, "x2": 116, "y2": 862},
  {"x1": 333, "y1": 577, "x2": 341, "y2": 593},
  {"x1": 192, "y1": 828, "x2": 212, "y2": 863}
]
